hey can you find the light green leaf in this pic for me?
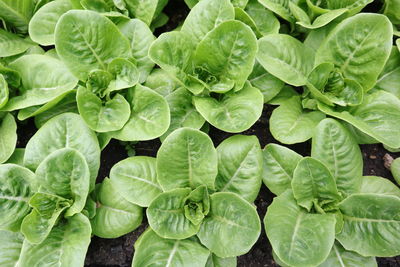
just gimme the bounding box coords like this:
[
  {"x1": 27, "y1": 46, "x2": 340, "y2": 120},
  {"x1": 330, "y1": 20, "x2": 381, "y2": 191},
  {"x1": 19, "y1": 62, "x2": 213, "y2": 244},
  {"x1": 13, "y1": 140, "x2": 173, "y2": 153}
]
[
  {"x1": 35, "y1": 148, "x2": 90, "y2": 216},
  {"x1": 316, "y1": 13, "x2": 393, "y2": 91},
  {"x1": 0, "y1": 114, "x2": 17, "y2": 164},
  {"x1": 110, "y1": 156, "x2": 161, "y2": 207},
  {"x1": 108, "y1": 58, "x2": 139, "y2": 90},
  {"x1": 197, "y1": 192, "x2": 261, "y2": 257},
  {"x1": 193, "y1": 82, "x2": 264, "y2": 133},
  {"x1": 118, "y1": 19, "x2": 155, "y2": 83},
  {"x1": 337, "y1": 194, "x2": 400, "y2": 257},
  {"x1": 91, "y1": 178, "x2": 142, "y2": 238},
  {"x1": 245, "y1": 0, "x2": 280, "y2": 36},
  {"x1": 147, "y1": 188, "x2": 200, "y2": 239},
  {"x1": 268, "y1": 85, "x2": 299, "y2": 105},
  {"x1": 205, "y1": 254, "x2": 237, "y2": 267},
  {"x1": 297, "y1": 9, "x2": 347, "y2": 29},
  {"x1": 19, "y1": 214, "x2": 91, "y2": 266},
  {"x1": 216, "y1": 135, "x2": 262, "y2": 202},
  {"x1": 0, "y1": 0, "x2": 34, "y2": 33},
  {"x1": 144, "y1": 68, "x2": 180, "y2": 97},
  {"x1": 265, "y1": 190, "x2": 336, "y2": 267},
  {"x1": 77, "y1": 86, "x2": 131, "y2": 132},
  {"x1": 24, "y1": 113, "x2": 100, "y2": 190},
  {"x1": 194, "y1": 20, "x2": 257, "y2": 91},
  {"x1": 311, "y1": 118, "x2": 362, "y2": 196},
  {"x1": 0, "y1": 29, "x2": 34, "y2": 57},
  {"x1": 262, "y1": 144, "x2": 302, "y2": 195},
  {"x1": 258, "y1": 0, "x2": 294, "y2": 22},
  {"x1": 292, "y1": 157, "x2": 341, "y2": 211},
  {"x1": 132, "y1": 229, "x2": 210, "y2": 267},
  {"x1": 181, "y1": 0, "x2": 234, "y2": 44},
  {"x1": 257, "y1": 34, "x2": 315, "y2": 86},
  {"x1": 0, "y1": 164, "x2": 35, "y2": 231},
  {"x1": 5, "y1": 148, "x2": 25, "y2": 166},
  {"x1": 270, "y1": 96, "x2": 325, "y2": 144},
  {"x1": 0, "y1": 230, "x2": 24, "y2": 267},
  {"x1": 375, "y1": 47, "x2": 400, "y2": 99},
  {"x1": 392, "y1": 158, "x2": 400, "y2": 185},
  {"x1": 157, "y1": 127, "x2": 217, "y2": 191},
  {"x1": 124, "y1": 0, "x2": 158, "y2": 25},
  {"x1": 360, "y1": 176, "x2": 400, "y2": 198},
  {"x1": 112, "y1": 84, "x2": 170, "y2": 141},
  {"x1": 55, "y1": 10, "x2": 131, "y2": 81},
  {"x1": 28, "y1": 0, "x2": 72, "y2": 46},
  {"x1": 318, "y1": 90, "x2": 400, "y2": 148},
  {"x1": 318, "y1": 242, "x2": 377, "y2": 267}
]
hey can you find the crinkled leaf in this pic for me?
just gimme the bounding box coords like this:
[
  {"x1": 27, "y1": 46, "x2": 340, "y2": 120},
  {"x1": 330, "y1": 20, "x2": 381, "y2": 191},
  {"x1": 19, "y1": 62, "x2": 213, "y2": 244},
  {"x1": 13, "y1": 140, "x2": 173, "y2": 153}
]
[{"x1": 0, "y1": 230, "x2": 24, "y2": 267}]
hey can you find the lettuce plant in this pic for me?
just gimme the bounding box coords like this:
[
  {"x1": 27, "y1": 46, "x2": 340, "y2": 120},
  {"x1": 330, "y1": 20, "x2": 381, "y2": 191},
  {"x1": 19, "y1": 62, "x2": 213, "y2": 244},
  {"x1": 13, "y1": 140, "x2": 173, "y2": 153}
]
[
  {"x1": 149, "y1": 0, "x2": 264, "y2": 133},
  {"x1": 263, "y1": 118, "x2": 400, "y2": 266},
  {"x1": 257, "y1": 12, "x2": 400, "y2": 149},
  {"x1": 108, "y1": 127, "x2": 263, "y2": 265}
]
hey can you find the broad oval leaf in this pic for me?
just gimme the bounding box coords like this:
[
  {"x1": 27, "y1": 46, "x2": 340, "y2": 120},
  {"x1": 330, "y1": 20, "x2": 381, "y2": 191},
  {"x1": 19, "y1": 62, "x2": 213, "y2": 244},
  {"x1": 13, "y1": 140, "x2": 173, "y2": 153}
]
[
  {"x1": 24, "y1": 113, "x2": 100, "y2": 190},
  {"x1": 181, "y1": 0, "x2": 234, "y2": 44},
  {"x1": 112, "y1": 84, "x2": 170, "y2": 141},
  {"x1": 215, "y1": 135, "x2": 262, "y2": 202},
  {"x1": 270, "y1": 96, "x2": 326, "y2": 144},
  {"x1": 91, "y1": 178, "x2": 142, "y2": 238},
  {"x1": 132, "y1": 229, "x2": 210, "y2": 267},
  {"x1": 55, "y1": 10, "x2": 131, "y2": 81},
  {"x1": 0, "y1": 113, "x2": 17, "y2": 164},
  {"x1": 258, "y1": 0, "x2": 293, "y2": 22},
  {"x1": 316, "y1": 13, "x2": 393, "y2": 91},
  {"x1": 337, "y1": 194, "x2": 400, "y2": 257},
  {"x1": 0, "y1": 230, "x2": 24, "y2": 267},
  {"x1": 194, "y1": 20, "x2": 257, "y2": 91},
  {"x1": 205, "y1": 253, "x2": 237, "y2": 267},
  {"x1": 0, "y1": 29, "x2": 34, "y2": 57},
  {"x1": 360, "y1": 176, "x2": 400, "y2": 198},
  {"x1": 265, "y1": 190, "x2": 336, "y2": 267},
  {"x1": 257, "y1": 34, "x2": 315, "y2": 86},
  {"x1": 19, "y1": 214, "x2": 91, "y2": 266},
  {"x1": 110, "y1": 156, "x2": 162, "y2": 207},
  {"x1": 28, "y1": 0, "x2": 72, "y2": 46},
  {"x1": 35, "y1": 148, "x2": 90, "y2": 216},
  {"x1": 197, "y1": 192, "x2": 261, "y2": 257},
  {"x1": 156, "y1": 128, "x2": 217, "y2": 191},
  {"x1": 392, "y1": 158, "x2": 400, "y2": 185},
  {"x1": 262, "y1": 144, "x2": 303, "y2": 195},
  {"x1": 147, "y1": 188, "x2": 200, "y2": 239},
  {"x1": 245, "y1": 0, "x2": 280, "y2": 36},
  {"x1": 194, "y1": 82, "x2": 264, "y2": 133},
  {"x1": 375, "y1": 46, "x2": 400, "y2": 99},
  {"x1": 311, "y1": 118, "x2": 362, "y2": 196},
  {"x1": 2, "y1": 55, "x2": 78, "y2": 111},
  {"x1": 0, "y1": 164, "x2": 35, "y2": 231}
]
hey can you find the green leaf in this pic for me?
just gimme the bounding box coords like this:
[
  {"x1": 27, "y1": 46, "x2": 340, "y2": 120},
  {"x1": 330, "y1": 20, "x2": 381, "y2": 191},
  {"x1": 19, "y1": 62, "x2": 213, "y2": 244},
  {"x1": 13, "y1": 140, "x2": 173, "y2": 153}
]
[
  {"x1": 1, "y1": 55, "x2": 78, "y2": 111},
  {"x1": 245, "y1": 0, "x2": 280, "y2": 36},
  {"x1": 248, "y1": 61, "x2": 285, "y2": 103},
  {"x1": 265, "y1": 190, "x2": 336, "y2": 267},
  {"x1": 318, "y1": 90, "x2": 400, "y2": 148},
  {"x1": 19, "y1": 214, "x2": 91, "y2": 266},
  {"x1": 111, "y1": 84, "x2": 170, "y2": 141},
  {"x1": 392, "y1": 158, "x2": 400, "y2": 185},
  {"x1": 262, "y1": 144, "x2": 302, "y2": 195},
  {"x1": 0, "y1": 230, "x2": 24, "y2": 267},
  {"x1": 181, "y1": 0, "x2": 234, "y2": 44},
  {"x1": 118, "y1": 19, "x2": 155, "y2": 83},
  {"x1": 318, "y1": 242, "x2": 377, "y2": 267},
  {"x1": 184, "y1": 185, "x2": 210, "y2": 225},
  {"x1": 24, "y1": 113, "x2": 100, "y2": 190},
  {"x1": 35, "y1": 148, "x2": 90, "y2": 216},
  {"x1": 108, "y1": 58, "x2": 139, "y2": 90},
  {"x1": 375, "y1": 46, "x2": 400, "y2": 99},
  {"x1": 5, "y1": 148, "x2": 25, "y2": 166},
  {"x1": 193, "y1": 82, "x2": 264, "y2": 133},
  {"x1": 311, "y1": 118, "x2": 362, "y2": 196},
  {"x1": 147, "y1": 188, "x2": 200, "y2": 239},
  {"x1": 197, "y1": 192, "x2": 261, "y2": 257},
  {"x1": 21, "y1": 193, "x2": 70, "y2": 244},
  {"x1": 91, "y1": 178, "x2": 142, "y2": 238},
  {"x1": 132, "y1": 229, "x2": 210, "y2": 267},
  {"x1": 270, "y1": 96, "x2": 326, "y2": 144},
  {"x1": 337, "y1": 194, "x2": 400, "y2": 257},
  {"x1": 258, "y1": 0, "x2": 294, "y2": 22},
  {"x1": 0, "y1": 0, "x2": 34, "y2": 33},
  {"x1": 316, "y1": 13, "x2": 393, "y2": 91},
  {"x1": 110, "y1": 156, "x2": 162, "y2": 207},
  {"x1": 124, "y1": 0, "x2": 158, "y2": 25},
  {"x1": 0, "y1": 29, "x2": 34, "y2": 57},
  {"x1": 205, "y1": 254, "x2": 237, "y2": 267},
  {"x1": 0, "y1": 114, "x2": 17, "y2": 164},
  {"x1": 157, "y1": 128, "x2": 217, "y2": 191},
  {"x1": 360, "y1": 176, "x2": 400, "y2": 198},
  {"x1": 162, "y1": 87, "x2": 205, "y2": 141},
  {"x1": 77, "y1": 86, "x2": 131, "y2": 132},
  {"x1": 144, "y1": 68, "x2": 180, "y2": 97},
  {"x1": 292, "y1": 157, "x2": 341, "y2": 211},
  {"x1": 194, "y1": 20, "x2": 257, "y2": 91},
  {"x1": 55, "y1": 10, "x2": 131, "y2": 81},
  {"x1": 28, "y1": 0, "x2": 72, "y2": 46},
  {"x1": 257, "y1": 34, "x2": 315, "y2": 86},
  {"x1": 0, "y1": 164, "x2": 35, "y2": 231},
  {"x1": 216, "y1": 135, "x2": 262, "y2": 202},
  {"x1": 297, "y1": 9, "x2": 347, "y2": 29}
]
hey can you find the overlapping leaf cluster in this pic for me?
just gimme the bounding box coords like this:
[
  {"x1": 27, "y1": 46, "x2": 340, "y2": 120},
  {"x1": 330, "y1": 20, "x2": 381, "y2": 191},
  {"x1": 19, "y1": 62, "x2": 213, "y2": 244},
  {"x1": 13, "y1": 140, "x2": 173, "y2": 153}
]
[{"x1": 0, "y1": 0, "x2": 400, "y2": 266}]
